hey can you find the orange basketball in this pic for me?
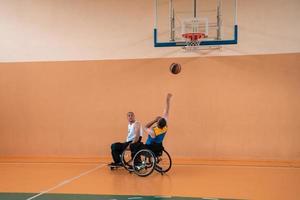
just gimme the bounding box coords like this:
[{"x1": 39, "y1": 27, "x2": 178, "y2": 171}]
[{"x1": 170, "y1": 63, "x2": 181, "y2": 74}]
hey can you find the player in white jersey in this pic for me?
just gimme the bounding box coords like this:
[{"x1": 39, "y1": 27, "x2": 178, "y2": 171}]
[{"x1": 109, "y1": 112, "x2": 143, "y2": 166}]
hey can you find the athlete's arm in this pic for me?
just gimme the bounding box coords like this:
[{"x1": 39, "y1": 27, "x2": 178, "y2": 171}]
[
  {"x1": 144, "y1": 117, "x2": 160, "y2": 138},
  {"x1": 162, "y1": 93, "x2": 172, "y2": 120},
  {"x1": 144, "y1": 127, "x2": 155, "y2": 138},
  {"x1": 145, "y1": 117, "x2": 159, "y2": 129},
  {"x1": 132, "y1": 122, "x2": 141, "y2": 143}
]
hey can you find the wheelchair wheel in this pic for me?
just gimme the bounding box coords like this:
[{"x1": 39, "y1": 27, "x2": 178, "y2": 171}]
[
  {"x1": 132, "y1": 149, "x2": 156, "y2": 177},
  {"x1": 155, "y1": 149, "x2": 172, "y2": 173},
  {"x1": 121, "y1": 150, "x2": 134, "y2": 172}
]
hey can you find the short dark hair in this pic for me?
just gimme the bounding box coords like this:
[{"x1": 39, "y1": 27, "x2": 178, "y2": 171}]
[
  {"x1": 127, "y1": 112, "x2": 134, "y2": 116},
  {"x1": 157, "y1": 118, "x2": 167, "y2": 128}
]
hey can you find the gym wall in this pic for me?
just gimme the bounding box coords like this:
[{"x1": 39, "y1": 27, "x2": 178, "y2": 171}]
[{"x1": 1, "y1": 53, "x2": 299, "y2": 161}]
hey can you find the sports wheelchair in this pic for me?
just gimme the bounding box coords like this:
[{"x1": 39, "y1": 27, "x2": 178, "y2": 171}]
[{"x1": 110, "y1": 145, "x2": 172, "y2": 177}]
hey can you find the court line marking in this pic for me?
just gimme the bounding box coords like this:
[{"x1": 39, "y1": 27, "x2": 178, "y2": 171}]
[{"x1": 26, "y1": 163, "x2": 105, "y2": 200}]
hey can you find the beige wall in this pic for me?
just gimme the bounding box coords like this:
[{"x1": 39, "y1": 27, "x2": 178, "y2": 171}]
[
  {"x1": 0, "y1": 0, "x2": 300, "y2": 62},
  {"x1": 0, "y1": 53, "x2": 300, "y2": 160}
]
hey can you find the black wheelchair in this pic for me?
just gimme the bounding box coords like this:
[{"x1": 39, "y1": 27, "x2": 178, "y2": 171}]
[
  {"x1": 110, "y1": 144, "x2": 172, "y2": 177},
  {"x1": 121, "y1": 145, "x2": 172, "y2": 177}
]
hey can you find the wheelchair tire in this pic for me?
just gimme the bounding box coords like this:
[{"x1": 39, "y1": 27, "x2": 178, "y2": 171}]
[
  {"x1": 155, "y1": 149, "x2": 172, "y2": 173},
  {"x1": 132, "y1": 149, "x2": 156, "y2": 177},
  {"x1": 121, "y1": 150, "x2": 134, "y2": 172}
]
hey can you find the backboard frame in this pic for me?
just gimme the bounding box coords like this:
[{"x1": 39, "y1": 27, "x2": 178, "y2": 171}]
[{"x1": 153, "y1": 0, "x2": 238, "y2": 47}]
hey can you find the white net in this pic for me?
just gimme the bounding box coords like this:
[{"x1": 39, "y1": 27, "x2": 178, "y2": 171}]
[
  {"x1": 182, "y1": 33, "x2": 204, "y2": 51},
  {"x1": 181, "y1": 18, "x2": 208, "y2": 50}
]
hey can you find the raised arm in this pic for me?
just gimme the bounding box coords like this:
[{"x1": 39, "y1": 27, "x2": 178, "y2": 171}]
[
  {"x1": 162, "y1": 93, "x2": 172, "y2": 120},
  {"x1": 145, "y1": 116, "x2": 160, "y2": 129},
  {"x1": 144, "y1": 116, "x2": 161, "y2": 138}
]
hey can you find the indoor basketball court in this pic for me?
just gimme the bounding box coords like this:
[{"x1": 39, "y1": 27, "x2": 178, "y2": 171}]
[{"x1": 0, "y1": 0, "x2": 300, "y2": 200}]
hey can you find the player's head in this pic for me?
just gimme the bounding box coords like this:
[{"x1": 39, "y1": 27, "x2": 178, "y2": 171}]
[
  {"x1": 157, "y1": 117, "x2": 167, "y2": 129},
  {"x1": 127, "y1": 112, "x2": 135, "y2": 123}
]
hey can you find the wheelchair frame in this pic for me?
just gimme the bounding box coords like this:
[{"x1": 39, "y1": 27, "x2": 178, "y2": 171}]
[{"x1": 121, "y1": 147, "x2": 172, "y2": 177}]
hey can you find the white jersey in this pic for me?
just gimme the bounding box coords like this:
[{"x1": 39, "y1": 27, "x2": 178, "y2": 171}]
[{"x1": 126, "y1": 121, "x2": 143, "y2": 142}]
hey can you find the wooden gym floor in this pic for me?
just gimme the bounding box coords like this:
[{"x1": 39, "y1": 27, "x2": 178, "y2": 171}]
[{"x1": 0, "y1": 159, "x2": 299, "y2": 200}]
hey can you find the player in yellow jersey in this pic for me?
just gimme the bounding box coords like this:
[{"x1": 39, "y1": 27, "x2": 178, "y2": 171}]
[{"x1": 130, "y1": 93, "x2": 172, "y2": 156}]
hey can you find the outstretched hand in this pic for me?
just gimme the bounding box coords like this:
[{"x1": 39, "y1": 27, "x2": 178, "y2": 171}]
[{"x1": 167, "y1": 93, "x2": 173, "y2": 100}]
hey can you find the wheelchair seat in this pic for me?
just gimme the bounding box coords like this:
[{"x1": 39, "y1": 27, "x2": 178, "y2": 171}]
[{"x1": 146, "y1": 142, "x2": 164, "y2": 157}]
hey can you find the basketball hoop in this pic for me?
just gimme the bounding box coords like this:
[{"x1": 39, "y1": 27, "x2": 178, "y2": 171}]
[
  {"x1": 182, "y1": 32, "x2": 206, "y2": 50},
  {"x1": 181, "y1": 18, "x2": 208, "y2": 51}
]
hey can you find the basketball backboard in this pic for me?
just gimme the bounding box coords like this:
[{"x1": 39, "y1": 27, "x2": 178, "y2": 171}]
[{"x1": 154, "y1": 0, "x2": 238, "y2": 47}]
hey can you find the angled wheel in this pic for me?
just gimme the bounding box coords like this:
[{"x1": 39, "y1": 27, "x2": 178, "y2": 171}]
[
  {"x1": 121, "y1": 150, "x2": 134, "y2": 172},
  {"x1": 155, "y1": 149, "x2": 172, "y2": 173},
  {"x1": 132, "y1": 149, "x2": 156, "y2": 177}
]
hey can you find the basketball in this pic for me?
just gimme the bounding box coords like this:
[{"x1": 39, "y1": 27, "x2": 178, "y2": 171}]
[{"x1": 170, "y1": 63, "x2": 181, "y2": 74}]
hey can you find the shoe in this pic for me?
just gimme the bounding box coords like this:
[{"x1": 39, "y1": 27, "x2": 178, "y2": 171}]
[
  {"x1": 108, "y1": 162, "x2": 122, "y2": 167},
  {"x1": 127, "y1": 165, "x2": 133, "y2": 170},
  {"x1": 135, "y1": 164, "x2": 143, "y2": 171}
]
